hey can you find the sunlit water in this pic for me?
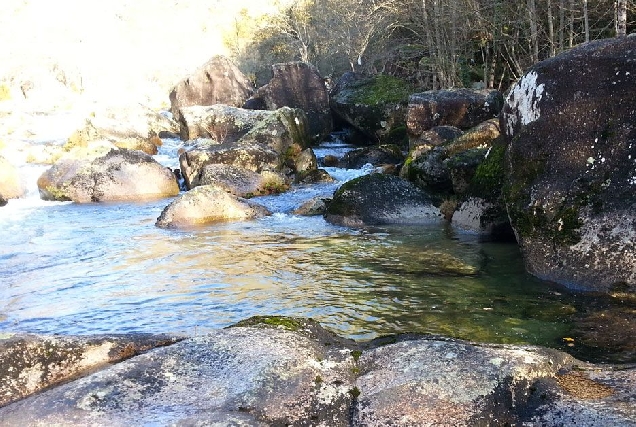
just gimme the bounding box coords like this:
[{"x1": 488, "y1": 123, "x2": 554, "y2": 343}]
[{"x1": 0, "y1": 136, "x2": 628, "y2": 362}]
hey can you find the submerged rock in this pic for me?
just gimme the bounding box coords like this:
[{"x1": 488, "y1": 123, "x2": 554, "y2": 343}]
[
  {"x1": 0, "y1": 333, "x2": 181, "y2": 408},
  {"x1": 37, "y1": 148, "x2": 180, "y2": 203},
  {"x1": 502, "y1": 36, "x2": 636, "y2": 292},
  {"x1": 155, "y1": 184, "x2": 271, "y2": 228},
  {"x1": 325, "y1": 174, "x2": 442, "y2": 227}
]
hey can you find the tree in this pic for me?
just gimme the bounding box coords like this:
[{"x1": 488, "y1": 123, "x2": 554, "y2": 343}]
[{"x1": 617, "y1": 0, "x2": 628, "y2": 36}]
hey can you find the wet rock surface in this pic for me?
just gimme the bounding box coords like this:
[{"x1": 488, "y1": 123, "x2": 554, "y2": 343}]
[
  {"x1": 155, "y1": 184, "x2": 271, "y2": 228},
  {"x1": 1, "y1": 319, "x2": 634, "y2": 426},
  {"x1": 325, "y1": 173, "x2": 442, "y2": 227},
  {"x1": 501, "y1": 36, "x2": 636, "y2": 292},
  {"x1": 0, "y1": 155, "x2": 24, "y2": 199}
]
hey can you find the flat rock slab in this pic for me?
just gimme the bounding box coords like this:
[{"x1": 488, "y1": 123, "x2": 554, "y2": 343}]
[
  {"x1": 1, "y1": 320, "x2": 635, "y2": 426},
  {"x1": 0, "y1": 333, "x2": 181, "y2": 407},
  {"x1": 0, "y1": 325, "x2": 357, "y2": 426}
]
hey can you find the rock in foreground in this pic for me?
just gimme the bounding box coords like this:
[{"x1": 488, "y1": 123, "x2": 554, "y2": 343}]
[
  {"x1": 1, "y1": 318, "x2": 634, "y2": 426},
  {"x1": 502, "y1": 36, "x2": 636, "y2": 292}
]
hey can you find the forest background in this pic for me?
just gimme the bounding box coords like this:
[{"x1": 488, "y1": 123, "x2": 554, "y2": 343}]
[{"x1": 0, "y1": 0, "x2": 634, "y2": 110}]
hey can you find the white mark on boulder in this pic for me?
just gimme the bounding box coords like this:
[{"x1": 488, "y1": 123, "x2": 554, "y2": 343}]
[{"x1": 504, "y1": 71, "x2": 546, "y2": 136}]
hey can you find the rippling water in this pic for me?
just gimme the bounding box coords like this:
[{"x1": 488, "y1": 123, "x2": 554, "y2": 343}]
[{"x1": 0, "y1": 137, "x2": 629, "y2": 362}]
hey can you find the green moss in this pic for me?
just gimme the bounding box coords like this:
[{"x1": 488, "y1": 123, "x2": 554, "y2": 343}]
[
  {"x1": 351, "y1": 350, "x2": 362, "y2": 362},
  {"x1": 232, "y1": 315, "x2": 302, "y2": 331},
  {"x1": 470, "y1": 144, "x2": 506, "y2": 201},
  {"x1": 314, "y1": 375, "x2": 323, "y2": 384},
  {"x1": 349, "y1": 387, "x2": 361, "y2": 399},
  {"x1": 351, "y1": 75, "x2": 413, "y2": 105}
]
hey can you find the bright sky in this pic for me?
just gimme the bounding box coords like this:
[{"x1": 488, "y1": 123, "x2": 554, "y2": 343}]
[{"x1": 0, "y1": 0, "x2": 286, "y2": 106}]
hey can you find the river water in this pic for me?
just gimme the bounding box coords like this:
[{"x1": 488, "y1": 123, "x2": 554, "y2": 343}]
[{"x1": 0, "y1": 135, "x2": 629, "y2": 362}]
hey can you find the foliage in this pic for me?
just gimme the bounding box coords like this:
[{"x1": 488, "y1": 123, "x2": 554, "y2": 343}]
[
  {"x1": 350, "y1": 75, "x2": 413, "y2": 105},
  {"x1": 225, "y1": 0, "x2": 635, "y2": 92}
]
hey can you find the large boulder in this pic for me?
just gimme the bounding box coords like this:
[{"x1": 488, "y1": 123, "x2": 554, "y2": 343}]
[
  {"x1": 37, "y1": 148, "x2": 180, "y2": 203},
  {"x1": 502, "y1": 36, "x2": 636, "y2": 292},
  {"x1": 193, "y1": 164, "x2": 289, "y2": 197},
  {"x1": 249, "y1": 62, "x2": 332, "y2": 142},
  {"x1": 155, "y1": 184, "x2": 271, "y2": 228},
  {"x1": 64, "y1": 104, "x2": 178, "y2": 157},
  {"x1": 1, "y1": 319, "x2": 635, "y2": 425},
  {"x1": 407, "y1": 89, "x2": 503, "y2": 140},
  {"x1": 169, "y1": 55, "x2": 253, "y2": 122},
  {"x1": 330, "y1": 73, "x2": 411, "y2": 147},
  {"x1": 0, "y1": 155, "x2": 24, "y2": 199},
  {"x1": 0, "y1": 319, "x2": 357, "y2": 425},
  {"x1": 325, "y1": 173, "x2": 442, "y2": 227},
  {"x1": 0, "y1": 333, "x2": 180, "y2": 408},
  {"x1": 178, "y1": 106, "x2": 315, "y2": 188}
]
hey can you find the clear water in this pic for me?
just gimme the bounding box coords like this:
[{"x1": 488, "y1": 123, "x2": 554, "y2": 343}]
[{"x1": 0, "y1": 137, "x2": 630, "y2": 362}]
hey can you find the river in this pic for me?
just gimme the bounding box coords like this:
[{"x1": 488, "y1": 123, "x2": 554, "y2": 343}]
[{"x1": 0, "y1": 133, "x2": 628, "y2": 363}]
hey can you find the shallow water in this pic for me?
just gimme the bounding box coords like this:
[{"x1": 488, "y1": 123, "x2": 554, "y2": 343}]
[{"x1": 0, "y1": 138, "x2": 631, "y2": 363}]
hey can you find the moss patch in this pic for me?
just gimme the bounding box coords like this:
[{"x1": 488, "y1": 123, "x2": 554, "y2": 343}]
[
  {"x1": 470, "y1": 144, "x2": 506, "y2": 201},
  {"x1": 351, "y1": 75, "x2": 413, "y2": 105},
  {"x1": 231, "y1": 315, "x2": 302, "y2": 331}
]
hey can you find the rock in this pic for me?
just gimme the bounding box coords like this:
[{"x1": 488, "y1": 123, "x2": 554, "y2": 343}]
[
  {"x1": 452, "y1": 197, "x2": 514, "y2": 240},
  {"x1": 409, "y1": 125, "x2": 464, "y2": 150},
  {"x1": 0, "y1": 333, "x2": 181, "y2": 407},
  {"x1": 407, "y1": 89, "x2": 503, "y2": 139},
  {"x1": 193, "y1": 164, "x2": 289, "y2": 197},
  {"x1": 325, "y1": 173, "x2": 442, "y2": 227},
  {"x1": 354, "y1": 337, "x2": 636, "y2": 426},
  {"x1": 402, "y1": 119, "x2": 503, "y2": 197},
  {"x1": 501, "y1": 36, "x2": 636, "y2": 292},
  {"x1": 0, "y1": 155, "x2": 24, "y2": 199},
  {"x1": 178, "y1": 106, "x2": 315, "y2": 188},
  {"x1": 0, "y1": 319, "x2": 635, "y2": 425},
  {"x1": 0, "y1": 195, "x2": 6, "y2": 206},
  {"x1": 322, "y1": 154, "x2": 339, "y2": 167},
  {"x1": 155, "y1": 184, "x2": 271, "y2": 228},
  {"x1": 330, "y1": 73, "x2": 411, "y2": 147},
  {"x1": 295, "y1": 168, "x2": 335, "y2": 184},
  {"x1": 0, "y1": 320, "x2": 357, "y2": 426},
  {"x1": 338, "y1": 144, "x2": 404, "y2": 169},
  {"x1": 249, "y1": 62, "x2": 332, "y2": 141},
  {"x1": 37, "y1": 148, "x2": 180, "y2": 203},
  {"x1": 169, "y1": 55, "x2": 253, "y2": 122},
  {"x1": 66, "y1": 104, "x2": 178, "y2": 156},
  {"x1": 293, "y1": 197, "x2": 330, "y2": 216}
]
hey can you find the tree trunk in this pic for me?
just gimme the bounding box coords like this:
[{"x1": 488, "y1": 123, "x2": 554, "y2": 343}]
[
  {"x1": 583, "y1": 0, "x2": 589, "y2": 42},
  {"x1": 568, "y1": 0, "x2": 574, "y2": 48},
  {"x1": 558, "y1": 0, "x2": 565, "y2": 52},
  {"x1": 547, "y1": 0, "x2": 556, "y2": 56},
  {"x1": 528, "y1": 0, "x2": 539, "y2": 63},
  {"x1": 617, "y1": 0, "x2": 627, "y2": 37}
]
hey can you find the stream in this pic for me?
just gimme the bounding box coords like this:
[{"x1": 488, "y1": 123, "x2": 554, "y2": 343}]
[{"x1": 0, "y1": 133, "x2": 631, "y2": 363}]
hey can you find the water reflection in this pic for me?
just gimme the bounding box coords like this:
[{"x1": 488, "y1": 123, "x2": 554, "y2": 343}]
[{"x1": 0, "y1": 197, "x2": 631, "y2": 362}]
